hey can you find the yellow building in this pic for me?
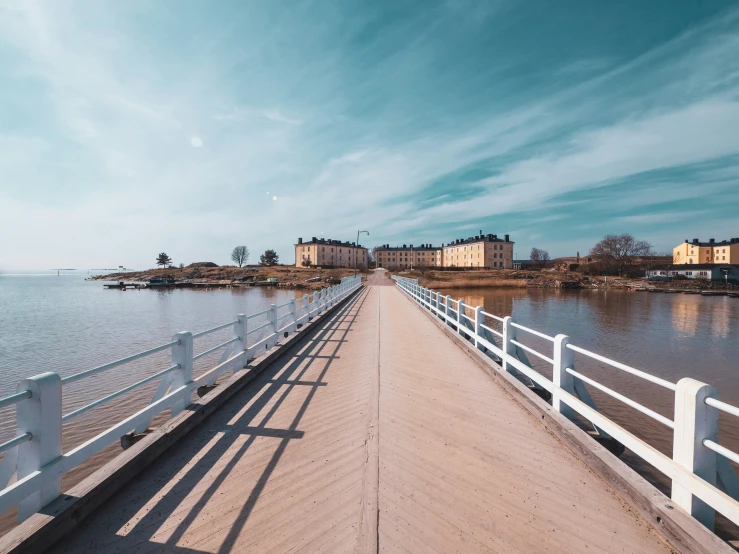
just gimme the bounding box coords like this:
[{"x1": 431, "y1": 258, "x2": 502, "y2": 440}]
[
  {"x1": 374, "y1": 232, "x2": 514, "y2": 270},
  {"x1": 375, "y1": 244, "x2": 443, "y2": 270},
  {"x1": 295, "y1": 237, "x2": 368, "y2": 269},
  {"x1": 673, "y1": 238, "x2": 739, "y2": 265},
  {"x1": 442, "y1": 233, "x2": 514, "y2": 269}
]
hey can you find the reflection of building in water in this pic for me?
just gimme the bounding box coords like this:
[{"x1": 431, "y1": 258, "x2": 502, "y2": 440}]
[
  {"x1": 710, "y1": 302, "x2": 730, "y2": 339},
  {"x1": 461, "y1": 294, "x2": 485, "y2": 310},
  {"x1": 672, "y1": 300, "x2": 699, "y2": 336},
  {"x1": 435, "y1": 289, "x2": 522, "y2": 320}
]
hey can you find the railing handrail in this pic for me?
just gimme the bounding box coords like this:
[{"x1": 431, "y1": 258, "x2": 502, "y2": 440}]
[
  {"x1": 0, "y1": 391, "x2": 31, "y2": 411},
  {"x1": 565, "y1": 343, "x2": 676, "y2": 391},
  {"x1": 390, "y1": 274, "x2": 739, "y2": 532},
  {"x1": 510, "y1": 322, "x2": 556, "y2": 342},
  {"x1": 61, "y1": 340, "x2": 181, "y2": 384},
  {"x1": 0, "y1": 275, "x2": 363, "y2": 525},
  {"x1": 706, "y1": 397, "x2": 739, "y2": 419},
  {"x1": 192, "y1": 320, "x2": 239, "y2": 339}
]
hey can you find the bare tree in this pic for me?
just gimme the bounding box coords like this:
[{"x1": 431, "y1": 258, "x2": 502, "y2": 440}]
[
  {"x1": 530, "y1": 248, "x2": 540, "y2": 268},
  {"x1": 540, "y1": 249, "x2": 551, "y2": 266},
  {"x1": 530, "y1": 247, "x2": 550, "y2": 268},
  {"x1": 589, "y1": 233, "x2": 653, "y2": 276},
  {"x1": 231, "y1": 245, "x2": 250, "y2": 267}
]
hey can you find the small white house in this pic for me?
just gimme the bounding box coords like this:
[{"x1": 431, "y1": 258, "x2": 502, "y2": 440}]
[{"x1": 647, "y1": 264, "x2": 739, "y2": 282}]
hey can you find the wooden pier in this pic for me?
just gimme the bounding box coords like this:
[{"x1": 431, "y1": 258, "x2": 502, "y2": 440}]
[
  {"x1": 2, "y1": 272, "x2": 733, "y2": 553},
  {"x1": 27, "y1": 275, "x2": 694, "y2": 553}
]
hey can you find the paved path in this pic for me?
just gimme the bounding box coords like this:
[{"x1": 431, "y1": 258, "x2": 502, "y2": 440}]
[{"x1": 50, "y1": 280, "x2": 671, "y2": 553}]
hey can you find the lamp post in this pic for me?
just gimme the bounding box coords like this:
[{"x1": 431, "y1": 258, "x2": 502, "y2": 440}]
[{"x1": 356, "y1": 230, "x2": 369, "y2": 276}]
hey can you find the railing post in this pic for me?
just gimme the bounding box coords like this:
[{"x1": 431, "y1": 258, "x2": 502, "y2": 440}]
[
  {"x1": 502, "y1": 316, "x2": 517, "y2": 375},
  {"x1": 16, "y1": 372, "x2": 62, "y2": 522},
  {"x1": 170, "y1": 332, "x2": 193, "y2": 416},
  {"x1": 302, "y1": 294, "x2": 309, "y2": 322},
  {"x1": 233, "y1": 314, "x2": 247, "y2": 372},
  {"x1": 672, "y1": 378, "x2": 718, "y2": 529},
  {"x1": 552, "y1": 334, "x2": 575, "y2": 419},
  {"x1": 269, "y1": 303, "x2": 278, "y2": 344},
  {"x1": 457, "y1": 299, "x2": 466, "y2": 335},
  {"x1": 289, "y1": 298, "x2": 297, "y2": 333},
  {"x1": 474, "y1": 306, "x2": 484, "y2": 351},
  {"x1": 235, "y1": 314, "x2": 247, "y2": 352},
  {"x1": 445, "y1": 295, "x2": 452, "y2": 322}
]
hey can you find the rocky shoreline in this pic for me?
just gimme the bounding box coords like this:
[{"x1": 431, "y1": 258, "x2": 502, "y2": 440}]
[{"x1": 90, "y1": 263, "x2": 361, "y2": 291}]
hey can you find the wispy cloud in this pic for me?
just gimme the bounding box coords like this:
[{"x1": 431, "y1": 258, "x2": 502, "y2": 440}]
[{"x1": 1, "y1": 1, "x2": 738, "y2": 268}]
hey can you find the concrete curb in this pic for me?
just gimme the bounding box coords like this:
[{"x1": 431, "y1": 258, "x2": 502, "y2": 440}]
[
  {"x1": 0, "y1": 286, "x2": 365, "y2": 554},
  {"x1": 398, "y1": 288, "x2": 733, "y2": 554}
]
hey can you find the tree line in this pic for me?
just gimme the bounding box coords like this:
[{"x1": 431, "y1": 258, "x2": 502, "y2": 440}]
[
  {"x1": 153, "y1": 246, "x2": 280, "y2": 269},
  {"x1": 529, "y1": 233, "x2": 654, "y2": 277}
]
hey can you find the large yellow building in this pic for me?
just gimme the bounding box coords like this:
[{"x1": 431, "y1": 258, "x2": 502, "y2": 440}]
[
  {"x1": 375, "y1": 244, "x2": 443, "y2": 270},
  {"x1": 443, "y1": 233, "x2": 514, "y2": 269},
  {"x1": 295, "y1": 237, "x2": 368, "y2": 269},
  {"x1": 374, "y1": 232, "x2": 514, "y2": 270},
  {"x1": 673, "y1": 238, "x2": 739, "y2": 265}
]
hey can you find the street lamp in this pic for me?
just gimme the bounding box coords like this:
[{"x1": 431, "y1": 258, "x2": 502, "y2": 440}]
[
  {"x1": 721, "y1": 267, "x2": 730, "y2": 289},
  {"x1": 356, "y1": 230, "x2": 369, "y2": 276}
]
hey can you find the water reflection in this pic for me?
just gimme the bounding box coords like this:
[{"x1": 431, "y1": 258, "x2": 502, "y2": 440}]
[{"x1": 672, "y1": 299, "x2": 699, "y2": 337}]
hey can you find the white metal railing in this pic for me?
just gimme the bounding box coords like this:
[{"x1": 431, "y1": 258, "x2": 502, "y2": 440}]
[
  {"x1": 0, "y1": 275, "x2": 362, "y2": 523},
  {"x1": 391, "y1": 275, "x2": 739, "y2": 532}
]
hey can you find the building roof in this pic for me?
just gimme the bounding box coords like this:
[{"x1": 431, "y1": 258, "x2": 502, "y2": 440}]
[
  {"x1": 681, "y1": 238, "x2": 739, "y2": 247},
  {"x1": 296, "y1": 237, "x2": 367, "y2": 249},
  {"x1": 374, "y1": 243, "x2": 441, "y2": 251},
  {"x1": 444, "y1": 232, "x2": 513, "y2": 247}
]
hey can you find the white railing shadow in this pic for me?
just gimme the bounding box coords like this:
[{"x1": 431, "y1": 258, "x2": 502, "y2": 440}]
[
  {"x1": 0, "y1": 275, "x2": 363, "y2": 523},
  {"x1": 391, "y1": 274, "x2": 739, "y2": 532}
]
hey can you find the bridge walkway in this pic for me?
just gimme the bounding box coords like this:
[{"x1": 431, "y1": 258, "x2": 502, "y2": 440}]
[{"x1": 50, "y1": 276, "x2": 672, "y2": 553}]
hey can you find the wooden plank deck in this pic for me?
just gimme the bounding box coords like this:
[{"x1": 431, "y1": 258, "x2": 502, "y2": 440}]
[{"x1": 49, "y1": 276, "x2": 672, "y2": 553}]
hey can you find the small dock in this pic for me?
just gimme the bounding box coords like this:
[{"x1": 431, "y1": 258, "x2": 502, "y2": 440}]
[{"x1": 103, "y1": 282, "x2": 144, "y2": 289}]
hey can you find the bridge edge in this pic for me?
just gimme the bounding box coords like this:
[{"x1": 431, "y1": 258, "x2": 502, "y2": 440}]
[
  {"x1": 0, "y1": 286, "x2": 366, "y2": 554},
  {"x1": 393, "y1": 286, "x2": 734, "y2": 554}
]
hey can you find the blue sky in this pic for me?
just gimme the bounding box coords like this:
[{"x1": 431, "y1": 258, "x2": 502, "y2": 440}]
[{"x1": 1, "y1": 0, "x2": 739, "y2": 269}]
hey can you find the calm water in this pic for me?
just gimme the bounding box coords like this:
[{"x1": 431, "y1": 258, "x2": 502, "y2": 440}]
[
  {"x1": 0, "y1": 273, "x2": 299, "y2": 531},
  {"x1": 438, "y1": 286, "x2": 739, "y2": 538}
]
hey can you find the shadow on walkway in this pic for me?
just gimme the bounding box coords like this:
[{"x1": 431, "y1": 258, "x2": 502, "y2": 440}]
[{"x1": 54, "y1": 288, "x2": 369, "y2": 554}]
